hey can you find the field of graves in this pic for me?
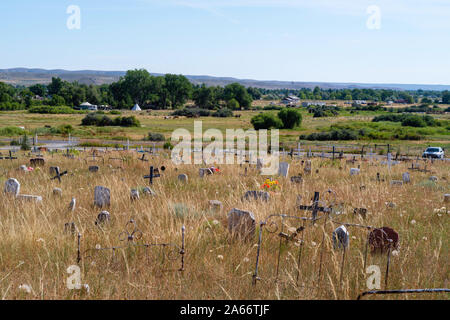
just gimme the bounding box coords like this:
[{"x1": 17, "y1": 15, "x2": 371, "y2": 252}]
[{"x1": 0, "y1": 148, "x2": 448, "y2": 300}]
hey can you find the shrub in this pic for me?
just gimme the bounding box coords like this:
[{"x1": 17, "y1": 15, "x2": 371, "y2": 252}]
[
  {"x1": 250, "y1": 113, "x2": 283, "y2": 130},
  {"x1": 401, "y1": 116, "x2": 426, "y2": 127},
  {"x1": 81, "y1": 113, "x2": 140, "y2": 127},
  {"x1": 278, "y1": 108, "x2": 302, "y2": 129},
  {"x1": 28, "y1": 105, "x2": 82, "y2": 114},
  {"x1": 212, "y1": 108, "x2": 233, "y2": 118},
  {"x1": 109, "y1": 110, "x2": 122, "y2": 115},
  {"x1": 0, "y1": 126, "x2": 26, "y2": 136},
  {"x1": 146, "y1": 132, "x2": 165, "y2": 141},
  {"x1": 20, "y1": 133, "x2": 31, "y2": 151},
  {"x1": 163, "y1": 141, "x2": 174, "y2": 150}
]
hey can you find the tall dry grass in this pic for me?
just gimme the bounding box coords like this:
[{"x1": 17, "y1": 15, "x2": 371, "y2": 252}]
[{"x1": 0, "y1": 151, "x2": 448, "y2": 300}]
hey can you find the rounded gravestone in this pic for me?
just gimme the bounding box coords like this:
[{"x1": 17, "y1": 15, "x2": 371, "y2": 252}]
[
  {"x1": 178, "y1": 174, "x2": 188, "y2": 183},
  {"x1": 95, "y1": 211, "x2": 111, "y2": 225},
  {"x1": 53, "y1": 188, "x2": 63, "y2": 197},
  {"x1": 4, "y1": 178, "x2": 20, "y2": 196}
]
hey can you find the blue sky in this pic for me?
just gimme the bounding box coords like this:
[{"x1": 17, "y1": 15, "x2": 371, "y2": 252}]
[{"x1": 0, "y1": 0, "x2": 449, "y2": 85}]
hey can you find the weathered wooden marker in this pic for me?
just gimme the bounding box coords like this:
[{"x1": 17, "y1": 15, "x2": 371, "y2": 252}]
[
  {"x1": 51, "y1": 167, "x2": 68, "y2": 182},
  {"x1": 143, "y1": 166, "x2": 165, "y2": 184}
]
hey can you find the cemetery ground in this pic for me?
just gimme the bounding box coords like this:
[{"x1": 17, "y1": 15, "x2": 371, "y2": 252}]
[
  {"x1": 0, "y1": 109, "x2": 449, "y2": 151},
  {"x1": 0, "y1": 150, "x2": 448, "y2": 300}
]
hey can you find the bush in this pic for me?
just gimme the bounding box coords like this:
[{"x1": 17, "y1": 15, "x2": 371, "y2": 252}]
[
  {"x1": 146, "y1": 132, "x2": 165, "y2": 141},
  {"x1": 0, "y1": 126, "x2": 26, "y2": 136},
  {"x1": 250, "y1": 113, "x2": 283, "y2": 130},
  {"x1": 20, "y1": 133, "x2": 31, "y2": 151},
  {"x1": 109, "y1": 110, "x2": 122, "y2": 115},
  {"x1": 278, "y1": 108, "x2": 302, "y2": 129},
  {"x1": 163, "y1": 141, "x2": 174, "y2": 150},
  {"x1": 81, "y1": 113, "x2": 140, "y2": 127},
  {"x1": 29, "y1": 105, "x2": 82, "y2": 114},
  {"x1": 212, "y1": 108, "x2": 233, "y2": 118},
  {"x1": 401, "y1": 116, "x2": 426, "y2": 127},
  {"x1": 300, "y1": 129, "x2": 358, "y2": 141}
]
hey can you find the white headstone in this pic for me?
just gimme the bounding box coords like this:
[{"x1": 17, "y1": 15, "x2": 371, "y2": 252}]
[
  {"x1": 4, "y1": 178, "x2": 20, "y2": 196},
  {"x1": 178, "y1": 174, "x2": 188, "y2": 183},
  {"x1": 227, "y1": 208, "x2": 255, "y2": 240},
  {"x1": 402, "y1": 172, "x2": 410, "y2": 183},
  {"x1": 278, "y1": 162, "x2": 290, "y2": 177},
  {"x1": 130, "y1": 189, "x2": 139, "y2": 200},
  {"x1": 94, "y1": 186, "x2": 111, "y2": 207},
  {"x1": 16, "y1": 194, "x2": 42, "y2": 203},
  {"x1": 350, "y1": 168, "x2": 360, "y2": 176},
  {"x1": 332, "y1": 225, "x2": 349, "y2": 249}
]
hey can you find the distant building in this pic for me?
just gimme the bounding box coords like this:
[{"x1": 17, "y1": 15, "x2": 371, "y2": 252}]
[
  {"x1": 281, "y1": 95, "x2": 300, "y2": 105},
  {"x1": 302, "y1": 101, "x2": 326, "y2": 107},
  {"x1": 354, "y1": 100, "x2": 367, "y2": 105},
  {"x1": 77, "y1": 102, "x2": 98, "y2": 111}
]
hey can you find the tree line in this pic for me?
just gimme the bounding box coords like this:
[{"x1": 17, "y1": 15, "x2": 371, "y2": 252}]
[{"x1": 1, "y1": 68, "x2": 449, "y2": 111}]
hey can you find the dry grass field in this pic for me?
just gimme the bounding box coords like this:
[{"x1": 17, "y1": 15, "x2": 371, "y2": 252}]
[{"x1": 0, "y1": 150, "x2": 448, "y2": 300}]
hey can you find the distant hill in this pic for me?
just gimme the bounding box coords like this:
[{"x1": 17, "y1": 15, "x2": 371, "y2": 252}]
[{"x1": 1, "y1": 68, "x2": 449, "y2": 91}]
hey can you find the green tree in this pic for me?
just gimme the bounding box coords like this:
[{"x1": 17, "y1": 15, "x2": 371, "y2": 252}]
[
  {"x1": 442, "y1": 91, "x2": 450, "y2": 104},
  {"x1": 227, "y1": 98, "x2": 240, "y2": 110},
  {"x1": 278, "y1": 108, "x2": 302, "y2": 129},
  {"x1": 163, "y1": 74, "x2": 192, "y2": 109},
  {"x1": 250, "y1": 113, "x2": 283, "y2": 130},
  {"x1": 223, "y1": 83, "x2": 253, "y2": 109}
]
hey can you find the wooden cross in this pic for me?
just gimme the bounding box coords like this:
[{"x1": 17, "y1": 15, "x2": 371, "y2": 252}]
[
  {"x1": 298, "y1": 192, "x2": 332, "y2": 224},
  {"x1": 138, "y1": 153, "x2": 148, "y2": 162},
  {"x1": 51, "y1": 167, "x2": 68, "y2": 182},
  {"x1": 143, "y1": 166, "x2": 162, "y2": 185},
  {"x1": 1, "y1": 150, "x2": 17, "y2": 161}
]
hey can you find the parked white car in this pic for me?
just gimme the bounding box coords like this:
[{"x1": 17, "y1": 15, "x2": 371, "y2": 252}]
[{"x1": 422, "y1": 147, "x2": 445, "y2": 159}]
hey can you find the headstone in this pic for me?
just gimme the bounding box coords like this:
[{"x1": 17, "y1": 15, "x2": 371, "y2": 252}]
[
  {"x1": 278, "y1": 162, "x2": 290, "y2": 178},
  {"x1": 64, "y1": 222, "x2": 77, "y2": 235},
  {"x1": 16, "y1": 194, "x2": 42, "y2": 203},
  {"x1": 53, "y1": 188, "x2": 62, "y2": 197},
  {"x1": 290, "y1": 176, "x2": 303, "y2": 184},
  {"x1": 130, "y1": 189, "x2": 139, "y2": 201},
  {"x1": 227, "y1": 208, "x2": 255, "y2": 240},
  {"x1": 242, "y1": 190, "x2": 270, "y2": 202},
  {"x1": 30, "y1": 158, "x2": 45, "y2": 167},
  {"x1": 444, "y1": 194, "x2": 450, "y2": 203},
  {"x1": 402, "y1": 172, "x2": 410, "y2": 183},
  {"x1": 353, "y1": 207, "x2": 367, "y2": 218},
  {"x1": 142, "y1": 187, "x2": 156, "y2": 196},
  {"x1": 89, "y1": 166, "x2": 99, "y2": 173},
  {"x1": 199, "y1": 168, "x2": 213, "y2": 178},
  {"x1": 209, "y1": 200, "x2": 223, "y2": 211},
  {"x1": 49, "y1": 166, "x2": 59, "y2": 175},
  {"x1": 304, "y1": 160, "x2": 312, "y2": 175},
  {"x1": 368, "y1": 227, "x2": 399, "y2": 253},
  {"x1": 256, "y1": 158, "x2": 263, "y2": 171},
  {"x1": 332, "y1": 225, "x2": 349, "y2": 249},
  {"x1": 386, "y1": 202, "x2": 396, "y2": 209},
  {"x1": 95, "y1": 211, "x2": 111, "y2": 225},
  {"x1": 68, "y1": 198, "x2": 76, "y2": 211},
  {"x1": 178, "y1": 174, "x2": 188, "y2": 183},
  {"x1": 429, "y1": 176, "x2": 438, "y2": 182},
  {"x1": 19, "y1": 165, "x2": 28, "y2": 171},
  {"x1": 4, "y1": 178, "x2": 20, "y2": 196},
  {"x1": 94, "y1": 186, "x2": 111, "y2": 207},
  {"x1": 350, "y1": 168, "x2": 360, "y2": 176},
  {"x1": 390, "y1": 180, "x2": 403, "y2": 186}
]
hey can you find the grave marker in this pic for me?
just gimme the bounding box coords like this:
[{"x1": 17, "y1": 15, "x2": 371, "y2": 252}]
[
  {"x1": 227, "y1": 208, "x2": 256, "y2": 240},
  {"x1": 4, "y1": 178, "x2": 20, "y2": 196},
  {"x1": 94, "y1": 186, "x2": 111, "y2": 208},
  {"x1": 278, "y1": 162, "x2": 290, "y2": 178}
]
